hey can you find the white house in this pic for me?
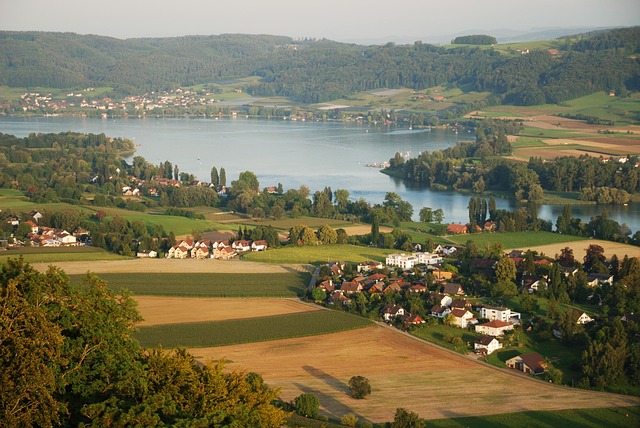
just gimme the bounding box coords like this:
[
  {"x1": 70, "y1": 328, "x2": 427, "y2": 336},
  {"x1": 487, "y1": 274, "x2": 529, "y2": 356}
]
[
  {"x1": 576, "y1": 312, "x2": 593, "y2": 325},
  {"x1": 251, "y1": 240, "x2": 268, "y2": 251},
  {"x1": 382, "y1": 304, "x2": 406, "y2": 322},
  {"x1": 475, "y1": 320, "x2": 514, "y2": 336},
  {"x1": 232, "y1": 240, "x2": 251, "y2": 252},
  {"x1": 474, "y1": 335, "x2": 502, "y2": 355},
  {"x1": 386, "y1": 252, "x2": 442, "y2": 269},
  {"x1": 357, "y1": 261, "x2": 385, "y2": 272},
  {"x1": 431, "y1": 304, "x2": 451, "y2": 318},
  {"x1": 450, "y1": 309, "x2": 476, "y2": 328},
  {"x1": 480, "y1": 306, "x2": 521, "y2": 324}
]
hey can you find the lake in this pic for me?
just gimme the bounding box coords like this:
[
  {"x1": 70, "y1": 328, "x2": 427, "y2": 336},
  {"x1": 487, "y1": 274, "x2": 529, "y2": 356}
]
[{"x1": 1, "y1": 116, "x2": 638, "y2": 232}]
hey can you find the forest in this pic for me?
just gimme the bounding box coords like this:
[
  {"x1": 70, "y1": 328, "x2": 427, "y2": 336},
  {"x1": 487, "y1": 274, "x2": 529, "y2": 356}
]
[{"x1": 0, "y1": 27, "x2": 638, "y2": 106}]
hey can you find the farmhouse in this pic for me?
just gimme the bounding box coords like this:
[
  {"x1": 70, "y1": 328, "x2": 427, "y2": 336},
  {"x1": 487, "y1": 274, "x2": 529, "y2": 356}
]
[
  {"x1": 474, "y1": 335, "x2": 502, "y2": 355},
  {"x1": 506, "y1": 352, "x2": 546, "y2": 375},
  {"x1": 475, "y1": 320, "x2": 514, "y2": 336}
]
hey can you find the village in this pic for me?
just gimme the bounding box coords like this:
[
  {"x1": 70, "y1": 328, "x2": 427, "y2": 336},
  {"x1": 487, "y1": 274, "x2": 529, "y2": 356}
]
[{"x1": 310, "y1": 244, "x2": 617, "y2": 379}]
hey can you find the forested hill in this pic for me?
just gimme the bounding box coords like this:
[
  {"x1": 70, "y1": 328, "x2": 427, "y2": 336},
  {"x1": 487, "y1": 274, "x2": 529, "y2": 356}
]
[{"x1": 1, "y1": 28, "x2": 639, "y2": 105}]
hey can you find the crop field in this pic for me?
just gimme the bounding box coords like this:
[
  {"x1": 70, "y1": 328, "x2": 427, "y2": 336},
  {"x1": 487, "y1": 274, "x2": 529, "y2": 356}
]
[
  {"x1": 243, "y1": 244, "x2": 392, "y2": 264},
  {"x1": 517, "y1": 239, "x2": 640, "y2": 260},
  {"x1": 192, "y1": 325, "x2": 639, "y2": 423},
  {"x1": 248, "y1": 216, "x2": 355, "y2": 231},
  {"x1": 429, "y1": 406, "x2": 640, "y2": 428},
  {"x1": 446, "y1": 231, "x2": 587, "y2": 250},
  {"x1": 69, "y1": 271, "x2": 310, "y2": 297},
  {"x1": 135, "y1": 297, "x2": 320, "y2": 326},
  {"x1": 136, "y1": 310, "x2": 373, "y2": 348},
  {"x1": 0, "y1": 246, "x2": 128, "y2": 263}
]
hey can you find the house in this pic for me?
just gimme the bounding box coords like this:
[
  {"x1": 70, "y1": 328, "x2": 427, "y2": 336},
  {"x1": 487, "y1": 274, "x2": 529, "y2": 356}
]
[
  {"x1": 475, "y1": 320, "x2": 514, "y2": 336},
  {"x1": 450, "y1": 299, "x2": 472, "y2": 311},
  {"x1": 57, "y1": 232, "x2": 77, "y2": 246},
  {"x1": 586, "y1": 273, "x2": 614, "y2": 287},
  {"x1": 483, "y1": 221, "x2": 497, "y2": 232},
  {"x1": 251, "y1": 240, "x2": 268, "y2": 251},
  {"x1": 431, "y1": 304, "x2": 451, "y2": 318},
  {"x1": 506, "y1": 352, "x2": 546, "y2": 375},
  {"x1": 621, "y1": 313, "x2": 638, "y2": 323},
  {"x1": 339, "y1": 280, "x2": 362, "y2": 294},
  {"x1": 357, "y1": 260, "x2": 384, "y2": 272},
  {"x1": 318, "y1": 280, "x2": 335, "y2": 293},
  {"x1": 232, "y1": 240, "x2": 251, "y2": 252},
  {"x1": 408, "y1": 284, "x2": 427, "y2": 293},
  {"x1": 25, "y1": 220, "x2": 39, "y2": 234},
  {"x1": 173, "y1": 245, "x2": 190, "y2": 259},
  {"x1": 479, "y1": 306, "x2": 521, "y2": 324},
  {"x1": 474, "y1": 335, "x2": 502, "y2": 355},
  {"x1": 450, "y1": 309, "x2": 476, "y2": 328},
  {"x1": 470, "y1": 258, "x2": 497, "y2": 272},
  {"x1": 6, "y1": 217, "x2": 19, "y2": 226},
  {"x1": 575, "y1": 312, "x2": 593, "y2": 325},
  {"x1": 429, "y1": 292, "x2": 452, "y2": 307},
  {"x1": 386, "y1": 253, "x2": 418, "y2": 269},
  {"x1": 447, "y1": 224, "x2": 468, "y2": 234},
  {"x1": 329, "y1": 291, "x2": 351, "y2": 305},
  {"x1": 560, "y1": 266, "x2": 579, "y2": 277},
  {"x1": 432, "y1": 268, "x2": 454, "y2": 281},
  {"x1": 137, "y1": 250, "x2": 158, "y2": 258},
  {"x1": 521, "y1": 275, "x2": 543, "y2": 293},
  {"x1": 212, "y1": 240, "x2": 229, "y2": 249},
  {"x1": 193, "y1": 247, "x2": 210, "y2": 259},
  {"x1": 213, "y1": 245, "x2": 236, "y2": 260},
  {"x1": 441, "y1": 246, "x2": 458, "y2": 256},
  {"x1": 442, "y1": 283, "x2": 465, "y2": 296},
  {"x1": 402, "y1": 314, "x2": 426, "y2": 325},
  {"x1": 382, "y1": 304, "x2": 406, "y2": 322},
  {"x1": 416, "y1": 252, "x2": 443, "y2": 265},
  {"x1": 30, "y1": 210, "x2": 43, "y2": 223}
]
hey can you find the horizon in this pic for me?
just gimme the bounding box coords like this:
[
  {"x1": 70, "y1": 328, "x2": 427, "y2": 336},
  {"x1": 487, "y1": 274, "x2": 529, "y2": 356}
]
[{"x1": 1, "y1": 0, "x2": 639, "y2": 45}]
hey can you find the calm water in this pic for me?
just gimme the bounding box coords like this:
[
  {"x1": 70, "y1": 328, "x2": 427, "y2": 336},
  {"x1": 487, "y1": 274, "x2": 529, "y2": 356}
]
[{"x1": 1, "y1": 116, "x2": 638, "y2": 232}]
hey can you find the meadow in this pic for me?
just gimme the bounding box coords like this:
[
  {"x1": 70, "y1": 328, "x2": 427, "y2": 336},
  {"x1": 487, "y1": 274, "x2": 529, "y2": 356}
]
[
  {"x1": 136, "y1": 310, "x2": 373, "y2": 348},
  {"x1": 69, "y1": 271, "x2": 310, "y2": 297},
  {"x1": 242, "y1": 244, "x2": 392, "y2": 264}
]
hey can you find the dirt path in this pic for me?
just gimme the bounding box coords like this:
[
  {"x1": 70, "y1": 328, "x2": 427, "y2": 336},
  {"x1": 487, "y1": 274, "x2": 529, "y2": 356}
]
[
  {"x1": 191, "y1": 325, "x2": 639, "y2": 423},
  {"x1": 31, "y1": 258, "x2": 312, "y2": 275}
]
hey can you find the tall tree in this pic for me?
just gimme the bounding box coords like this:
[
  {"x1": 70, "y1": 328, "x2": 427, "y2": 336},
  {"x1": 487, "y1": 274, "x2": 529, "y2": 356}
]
[
  {"x1": 219, "y1": 167, "x2": 227, "y2": 186},
  {"x1": 210, "y1": 166, "x2": 219, "y2": 185}
]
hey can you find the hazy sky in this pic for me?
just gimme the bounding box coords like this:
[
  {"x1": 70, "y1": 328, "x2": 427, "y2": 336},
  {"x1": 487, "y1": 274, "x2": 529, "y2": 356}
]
[{"x1": 1, "y1": 0, "x2": 638, "y2": 43}]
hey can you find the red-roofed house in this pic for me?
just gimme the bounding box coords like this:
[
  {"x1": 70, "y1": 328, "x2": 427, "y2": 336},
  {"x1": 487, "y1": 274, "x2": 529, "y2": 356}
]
[
  {"x1": 506, "y1": 352, "x2": 546, "y2": 375},
  {"x1": 450, "y1": 309, "x2": 476, "y2": 328},
  {"x1": 447, "y1": 224, "x2": 468, "y2": 234},
  {"x1": 475, "y1": 320, "x2": 514, "y2": 336}
]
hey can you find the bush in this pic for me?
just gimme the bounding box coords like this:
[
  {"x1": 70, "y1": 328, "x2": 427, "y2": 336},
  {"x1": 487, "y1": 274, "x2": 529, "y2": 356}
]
[
  {"x1": 348, "y1": 376, "x2": 371, "y2": 399},
  {"x1": 341, "y1": 413, "x2": 358, "y2": 427},
  {"x1": 294, "y1": 393, "x2": 319, "y2": 418}
]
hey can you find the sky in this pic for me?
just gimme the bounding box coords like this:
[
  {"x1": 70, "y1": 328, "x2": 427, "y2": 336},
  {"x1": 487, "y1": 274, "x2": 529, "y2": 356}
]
[{"x1": 1, "y1": 0, "x2": 639, "y2": 44}]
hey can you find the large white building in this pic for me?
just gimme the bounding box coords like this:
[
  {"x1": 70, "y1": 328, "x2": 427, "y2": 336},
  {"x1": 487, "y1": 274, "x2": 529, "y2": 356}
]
[
  {"x1": 480, "y1": 306, "x2": 521, "y2": 324},
  {"x1": 386, "y1": 252, "x2": 443, "y2": 269}
]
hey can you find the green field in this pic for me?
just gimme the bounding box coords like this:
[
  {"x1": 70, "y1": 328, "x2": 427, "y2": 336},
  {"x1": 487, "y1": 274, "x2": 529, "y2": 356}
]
[
  {"x1": 136, "y1": 310, "x2": 373, "y2": 348},
  {"x1": 70, "y1": 272, "x2": 310, "y2": 297},
  {"x1": 446, "y1": 231, "x2": 587, "y2": 249},
  {"x1": 429, "y1": 406, "x2": 640, "y2": 428},
  {"x1": 0, "y1": 246, "x2": 128, "y2": 263},
  {"x1": 411, "y1": 324, "x2": 478, "y2": 354},
  {"x1": 243, "y1": 244, "x2": 392, "y2": 264},
  {"x1": 248, "y1": 216, "x2": 355, "y2": 231}
]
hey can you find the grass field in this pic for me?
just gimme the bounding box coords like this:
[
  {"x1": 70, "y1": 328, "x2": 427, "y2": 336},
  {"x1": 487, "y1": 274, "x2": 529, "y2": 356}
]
[
  {"x1": 446, "y1": 231, "x2": 587, "y2": 249},
  {"x1": 136, "y1": 310, "x2": 373, "y2": 348},
  {"x1": 429, "y1": 406, "x2": 640, "y2": 428},
  {"x1": 248, "y1": 216, "x2": 355, "y2": 231},
  {"x1": 243, "y1": 244, "x2": 392, "y2": 264},
  {"x1": 0, "y1": 246, "x2": 128, "y2": 263},
  {"x1": 411, "y1": 324, "x2": 478, "y2": 354},
  {"x1": 69, "y1": 272, "x2": 310, "y2": 297}
]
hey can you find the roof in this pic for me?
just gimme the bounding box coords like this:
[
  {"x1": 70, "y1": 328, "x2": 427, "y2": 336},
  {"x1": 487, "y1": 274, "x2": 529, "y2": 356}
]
[
  {"x1": 479, "y1": 320, "x2": 512, "y2": 328},
  {"x1": 450, "y1": 309, "x2": 470, "y2": 318},
  {"x1": 475, "y1": 335, "x2": 498, "y2": 346},
  {"x1": 519, "y1": 352, "x2": 545, "y2": 373},
  {"x1": 443, "y1": 283, "x2": 464, "y2": 295}
]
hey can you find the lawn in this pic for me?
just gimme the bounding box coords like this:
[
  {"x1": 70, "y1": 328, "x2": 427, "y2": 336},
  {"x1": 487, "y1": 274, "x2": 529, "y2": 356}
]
[
  {"x1": 136, "y1": 310, "x2": 373, "y2": 348},
  {"x1": 0, "y1": 246, "x2": 128, "y2": 263},
  {"x1": 70, "y1": 272, "x2": 310, "y2": 297},
  {"x1": 446, "y1": 231, "x2": 587, "y2": 250},
  {"x1": 429, "y1": 406, "x2": 640, "y2": 428},
  {"x1": 411, "y1": 323, "x2": 479, "y2": 354},
  {"x1": 243, "y1": 244, "x2": 392, "y2": 264}
]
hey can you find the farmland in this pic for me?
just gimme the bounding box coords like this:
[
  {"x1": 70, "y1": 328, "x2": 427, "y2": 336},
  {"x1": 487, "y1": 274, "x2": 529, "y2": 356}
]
[
  {"x1": 191, "y1": 326, "x2": 640, "y2": 423},
  {"x1": 445, "y1": 230, "x2": 587, "y2": 249},
  {"x1": 243, "y1": 244, "x2": 392, "y2": 264},
  {"x1": 70, "y1": 271, "x2": 310, "y2": 298},
  {"x1": 135, "y1": 297, "x2": 320, "y2": 326},
  {"x1": 0, "y1": 246, "x2": 128, "y2": 263},
  {"x1": 136, "y1": 310, "x2": 373, "y2": 348}
]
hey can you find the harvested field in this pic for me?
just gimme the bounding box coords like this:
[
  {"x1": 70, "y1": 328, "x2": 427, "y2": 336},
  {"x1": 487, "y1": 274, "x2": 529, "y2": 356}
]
[
  {"x1": 135, "y1": 297, "x2": 319, "y2": 326},
  {"x1": 192, "y1": 326, "x2": 639, "y2": 423},
  {"x1": 340, "y1": 224, "x2": 392, "y2": 236},
  {"x1": 31, "y1": 258, "x2": 311, "y2": 275},
  {"x1": 506, "y1": 239, "x2": 640, "y2": 259}
]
